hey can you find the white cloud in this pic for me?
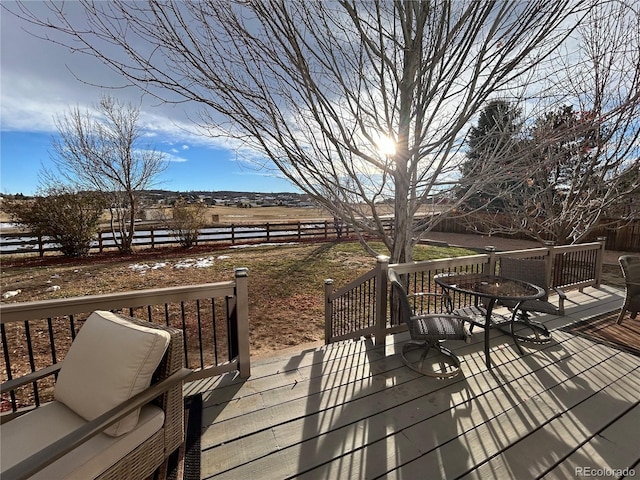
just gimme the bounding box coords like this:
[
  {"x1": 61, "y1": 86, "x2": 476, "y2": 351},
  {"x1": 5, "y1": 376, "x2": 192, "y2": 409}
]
[{"x1": 163, "y1": 152, "x2": 188, "y2": 163}]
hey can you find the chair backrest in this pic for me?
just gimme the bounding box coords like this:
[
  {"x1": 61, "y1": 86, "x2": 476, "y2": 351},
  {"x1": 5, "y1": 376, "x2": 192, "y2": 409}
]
[
  {"x1": 389, "y1": 270, "x2": 412, "y2": 326},
  {"x1": 499, "y1": 257, "x2": 549, "y2": 301},
  {"x1": 620, "y1": 255, "x2": 640, "y2": 296}
]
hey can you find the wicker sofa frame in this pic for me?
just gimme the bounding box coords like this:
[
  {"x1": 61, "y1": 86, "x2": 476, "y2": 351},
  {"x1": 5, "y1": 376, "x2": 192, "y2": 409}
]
[
  {"x1": 617, "y1": 255, "x2": 640, "y2": 324},
  {"x1": 1, "y1": 314, "x2": 190, "y2": 480}
]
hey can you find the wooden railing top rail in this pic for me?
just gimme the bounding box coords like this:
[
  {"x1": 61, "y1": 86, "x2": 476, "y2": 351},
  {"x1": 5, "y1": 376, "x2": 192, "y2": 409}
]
[
  {"x1": 0, "y1": 282, "x2": 236, "y2": 324},
  {"x1": 389, "y1": 253, "x2": 490, "y2": 275},
  {"x1": 492, "y1": 247, "x2": 549, "y2": 258},
  {"x1": 327, "y1": 266, "x2": 379, "y2": 300}
]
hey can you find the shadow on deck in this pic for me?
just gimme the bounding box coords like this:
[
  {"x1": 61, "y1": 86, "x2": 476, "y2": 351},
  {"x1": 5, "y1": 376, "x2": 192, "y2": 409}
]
[{"x1": 189, "y1": 285, "x2": 640, "y2": 479}]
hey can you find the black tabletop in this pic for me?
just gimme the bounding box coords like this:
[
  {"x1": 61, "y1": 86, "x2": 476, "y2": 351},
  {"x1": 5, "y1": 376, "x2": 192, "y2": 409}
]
[{"x1": 434, "y1": 272, "x2": 545, "y2": 302}]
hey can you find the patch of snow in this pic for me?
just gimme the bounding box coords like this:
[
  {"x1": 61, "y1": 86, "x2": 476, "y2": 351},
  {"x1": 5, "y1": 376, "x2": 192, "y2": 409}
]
[
  {"x1": 229, "y1": 242, "x2": 299, "y2": 249},
  {"x1": 129, "y1": 263, "x2": 151, "y2": 272},
  {"x1": 174, "y1": 257, "x2": 215, "y2": 269},
  {"x1": 194, "y1": 257, "x2": 215, "y2": 268},
  {"x1": 129, "y1": 256, "x2": 217, "y2": 273},
  {"x1": 46, "y1": 285, "x2": 61, "y2": 292},
  {"x1": 2, "y1": 290, "x2": 21, "y2": 299},
  {"x1": 174, "y1": 259, "x2": 194, "y2": 269},
  {"x1": 216, "y1": 255, "x2": 231, "y2": 260}
]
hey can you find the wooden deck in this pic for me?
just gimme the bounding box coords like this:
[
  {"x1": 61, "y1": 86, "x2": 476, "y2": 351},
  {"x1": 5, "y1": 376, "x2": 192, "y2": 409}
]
[{"x1": 186, "y1": 285, "x2": 640, "y2": 479}]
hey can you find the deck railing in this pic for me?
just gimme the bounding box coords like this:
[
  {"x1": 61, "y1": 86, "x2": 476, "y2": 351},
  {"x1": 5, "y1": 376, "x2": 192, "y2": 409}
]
[
  {"x1": 324, "y1": 239, "x2": 606, "y2": 345},
  {"x1": 0, "y1": 269, "x2": 250, "y2": 415}
]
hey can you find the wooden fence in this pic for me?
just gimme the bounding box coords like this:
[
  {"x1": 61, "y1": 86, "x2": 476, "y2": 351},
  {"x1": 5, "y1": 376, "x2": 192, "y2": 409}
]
[
  {"x1": 432, "y1": 215, "x2": 640, "y2": 252},
  {"x1": 0, "y1": 220, "x2": 357, "y2": 256},
  {"x1": 2, "y1": 215, "x2": 638, "y2": 257}
]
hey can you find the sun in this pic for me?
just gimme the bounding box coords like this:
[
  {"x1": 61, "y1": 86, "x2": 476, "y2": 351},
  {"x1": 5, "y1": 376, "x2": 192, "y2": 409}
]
[{"x1": 376, "y1": 134, "x2": 396, "y2": 157}]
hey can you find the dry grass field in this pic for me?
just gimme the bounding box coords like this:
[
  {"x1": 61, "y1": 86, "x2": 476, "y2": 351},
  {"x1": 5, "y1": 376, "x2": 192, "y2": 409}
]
[{"x1": 0, "y1": 238, "x2": 474, "y2": 356}]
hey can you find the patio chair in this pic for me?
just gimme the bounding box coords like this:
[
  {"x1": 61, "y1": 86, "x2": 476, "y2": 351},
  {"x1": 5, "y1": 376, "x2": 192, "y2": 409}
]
[
  {"x1": 1, "y1": 310, "x2": 191, "y2": 480},
  {"x1": 499, "y1": 256, "x2": 567, "y2": 318},
  {"x1": 616, "y1": 255, "x2": 640, "y2": 324},
  {"x1": 389, "y1": 270, "x2": 471, "y2": 378}
]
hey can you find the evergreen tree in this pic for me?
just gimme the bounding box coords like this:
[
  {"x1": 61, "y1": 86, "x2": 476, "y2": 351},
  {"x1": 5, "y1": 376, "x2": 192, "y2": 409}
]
[{"x1": 458, "y1": 100, "x2": 523, "y2": 211}]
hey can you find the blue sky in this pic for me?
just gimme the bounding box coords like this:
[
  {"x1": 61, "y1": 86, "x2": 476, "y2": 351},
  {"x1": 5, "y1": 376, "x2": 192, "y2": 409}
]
[{"x1": 0, "y1": 3, "x2": 298, "y2": 196}]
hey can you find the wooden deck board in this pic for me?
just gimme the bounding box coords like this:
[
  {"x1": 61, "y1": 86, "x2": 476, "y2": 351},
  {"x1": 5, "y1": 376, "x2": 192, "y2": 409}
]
[
  {"x1": 196, "y1": 286, "x2": 639, "y2": 479},
  {"x1": 542, "y1": 404, "x2": 640, "y2": 479}
]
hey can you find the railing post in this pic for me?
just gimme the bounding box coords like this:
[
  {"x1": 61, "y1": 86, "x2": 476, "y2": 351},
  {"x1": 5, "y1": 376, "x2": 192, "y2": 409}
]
[
  {"x1": 234, "y1": 267, "x2": 250, "y2": 378},
  {"x1": 375, "y1": 255, "x2": 389, "y2": 347},
  {"x1": 595, "y1": 236, "x2": 606, "y2": 288},
  {"x1": 324, "y1": 279, "x2": 334, "y2": 344},
  {"x1": 544, "y1": 241, "x2": 556, "y2": 288},
  {"x1": 38, "y1": 235, "x2": 44, "y2": 257},
  {"x1": 231, "y1": 224, "x2": 236, "y2": 245},
  {"x1": 484, "y1": 246, "x2": 496, "y2": 275},
  {"x1": 266, "y1": 223, "x2": 270, "y2": 242},
  {"x1": 150, "y1": 226, "x2": 155, "y2": 249}
]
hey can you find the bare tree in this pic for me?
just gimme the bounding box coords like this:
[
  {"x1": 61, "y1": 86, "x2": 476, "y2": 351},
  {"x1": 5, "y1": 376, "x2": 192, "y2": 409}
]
[
  {"x1": 50, "y1": 96, "x2": 167, "y2": 254},
  {"x1": 463, "y1": 2, "x2": 640, "y2": 245},
  {"x1": 13, "y1": 0, "x2": 594, "y2": 262}
]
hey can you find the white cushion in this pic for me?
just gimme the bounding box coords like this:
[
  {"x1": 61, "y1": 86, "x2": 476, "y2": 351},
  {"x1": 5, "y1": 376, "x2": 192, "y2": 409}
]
[
  {"x1": 54, "y1": 310, "x2": 170, "y2": 436},
  {"x1": 0, "y1": 401, "x2": 164, "y2": 479}
]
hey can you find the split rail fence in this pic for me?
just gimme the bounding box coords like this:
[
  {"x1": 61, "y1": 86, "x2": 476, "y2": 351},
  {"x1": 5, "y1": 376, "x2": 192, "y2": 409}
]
[{"x1": 0, "y1": 220, "x2": 359, "y2": 257}]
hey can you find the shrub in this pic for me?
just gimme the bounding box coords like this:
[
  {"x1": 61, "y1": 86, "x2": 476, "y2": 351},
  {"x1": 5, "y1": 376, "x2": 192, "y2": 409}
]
[
  {"x1": 5, "y1": 188, "x2": 106, "y2": 257},
  {"x1": 170, "y1": 198, "x2": 208, "y2": 248}
]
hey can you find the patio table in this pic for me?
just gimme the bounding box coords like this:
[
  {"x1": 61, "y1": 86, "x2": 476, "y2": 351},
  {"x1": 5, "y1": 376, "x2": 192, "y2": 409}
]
[{"x1": 434, "y1": 272, "x2": 545, "y2": 369}]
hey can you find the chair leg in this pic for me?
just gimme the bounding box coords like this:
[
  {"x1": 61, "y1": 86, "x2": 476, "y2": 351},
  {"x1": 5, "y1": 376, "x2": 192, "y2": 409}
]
[
  {"x1": 511, "y1": 310, "x2": 551, "y2": 344},
  {"x1": 617, "y1": 305, "x2": 628, "y2": 324},
  {"x1": 401, "y1": 341, "x2": 461, "y2": 378}
]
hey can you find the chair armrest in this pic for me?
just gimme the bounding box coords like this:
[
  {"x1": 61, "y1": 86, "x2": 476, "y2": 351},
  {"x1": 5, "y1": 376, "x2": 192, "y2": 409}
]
[
  {"x1": 3, "y1": 367, "x2": 192, "y2": 480},
  {"x1": 552, "y1": 287, "x2": 567, "y2": 300},
  {"x1": 1, "y1": 363, "x2": 62, "y2": 393}
]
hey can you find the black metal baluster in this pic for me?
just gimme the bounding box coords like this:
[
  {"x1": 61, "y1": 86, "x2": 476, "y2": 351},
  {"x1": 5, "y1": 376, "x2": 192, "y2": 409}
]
[
  {"x1": 164, "y1": 304, "x2": 170, "y2": 326},
  {"x1": 1, "y1": 323, "x2": 17, "y2": 412},
  {"x1": 47, "y1": 318, "x2": 57, "y2": 370},
  {"x1": 180, "y1": 302, "x2": 189, "y2": 369},
  {"x1": 69, "y1": 314, "x2": 76, "y2": 340},
  {"x1": 196, "y1": 300, "x2": 204, "y2": 369},
  {"x1": 23, "y1": 321, "x2": 40, "y2": 407},
  {"x1": 211, "y1": 298, "x2": 218, "y2": 365}
]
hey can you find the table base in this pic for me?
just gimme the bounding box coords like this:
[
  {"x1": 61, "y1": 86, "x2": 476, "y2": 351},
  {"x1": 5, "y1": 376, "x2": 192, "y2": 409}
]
[{"x1": 453, "y1": 305, "x2": 552, "y2": 348}]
